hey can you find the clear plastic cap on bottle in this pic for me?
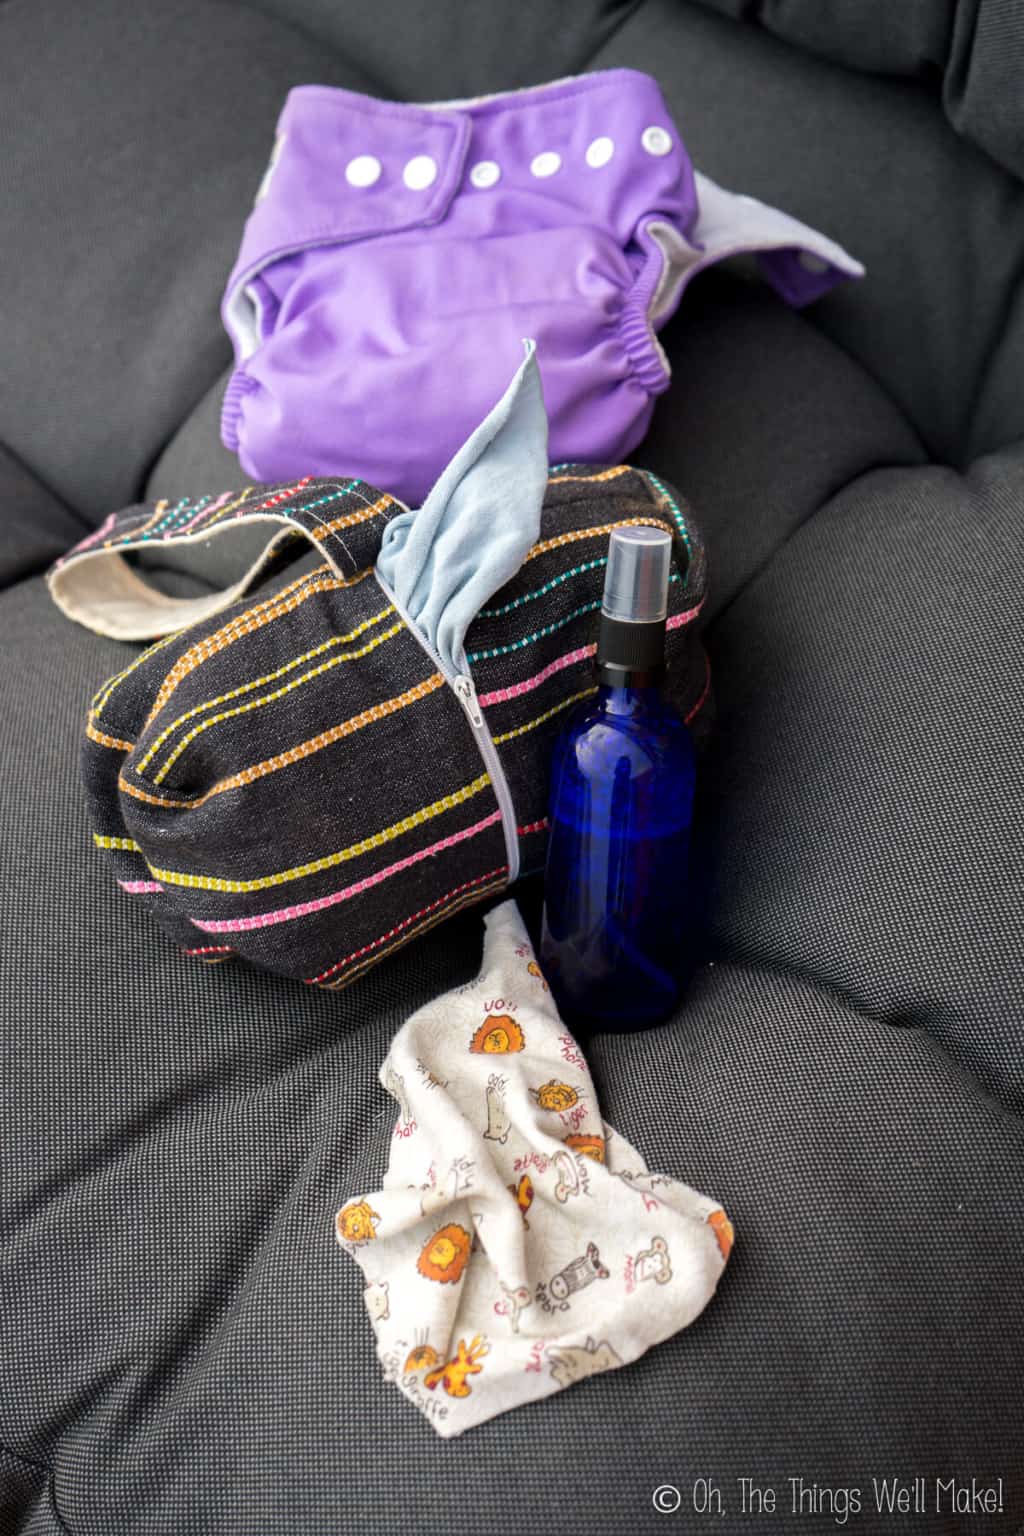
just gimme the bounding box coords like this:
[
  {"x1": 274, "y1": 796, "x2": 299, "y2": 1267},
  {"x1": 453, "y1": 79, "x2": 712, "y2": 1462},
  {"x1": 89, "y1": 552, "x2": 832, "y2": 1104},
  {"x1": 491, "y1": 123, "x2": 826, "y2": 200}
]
[{"x1": 601, "y1": 525, "x2": 673, "y2": 624}]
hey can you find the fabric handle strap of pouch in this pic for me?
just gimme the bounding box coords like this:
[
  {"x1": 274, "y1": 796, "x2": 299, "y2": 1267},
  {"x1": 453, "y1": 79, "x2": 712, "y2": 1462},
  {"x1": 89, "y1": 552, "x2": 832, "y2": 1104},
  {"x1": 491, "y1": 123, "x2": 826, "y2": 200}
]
[
  {"x1": 46, "y1": 478, "x2": 404, "y2": 642},
  {"x1": 47, "y1": 341, "x2": 551, "y2": 660}
]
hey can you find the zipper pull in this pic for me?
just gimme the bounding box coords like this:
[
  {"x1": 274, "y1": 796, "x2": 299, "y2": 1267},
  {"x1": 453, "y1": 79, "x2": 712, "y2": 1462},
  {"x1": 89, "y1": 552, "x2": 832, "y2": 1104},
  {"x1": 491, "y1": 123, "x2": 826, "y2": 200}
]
[{"x1": 453, "y1": 673, "x2": 484, "y2": 729}]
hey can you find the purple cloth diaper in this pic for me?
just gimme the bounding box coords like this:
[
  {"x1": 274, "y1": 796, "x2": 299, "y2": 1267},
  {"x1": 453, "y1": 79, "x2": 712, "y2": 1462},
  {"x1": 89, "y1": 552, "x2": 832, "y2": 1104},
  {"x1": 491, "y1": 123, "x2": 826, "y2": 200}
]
[{"x1": 222, "y1": 69, "x2": 863, "y2": 505}]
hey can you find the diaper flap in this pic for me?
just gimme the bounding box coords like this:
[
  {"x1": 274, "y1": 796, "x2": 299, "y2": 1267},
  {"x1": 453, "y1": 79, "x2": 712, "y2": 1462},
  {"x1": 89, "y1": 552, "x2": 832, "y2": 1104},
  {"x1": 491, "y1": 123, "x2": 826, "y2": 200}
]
[
  {"x1": 636, "y1": 171, "x2": 864, "y2": 333},
  {"x1": 223, "y1": 86, "x2": 473, "y2": 361}
]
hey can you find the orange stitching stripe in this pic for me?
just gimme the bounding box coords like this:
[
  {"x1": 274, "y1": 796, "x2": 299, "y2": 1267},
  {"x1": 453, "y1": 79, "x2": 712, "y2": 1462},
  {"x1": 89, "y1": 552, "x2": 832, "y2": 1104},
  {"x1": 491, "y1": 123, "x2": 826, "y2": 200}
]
[
  {"x1": 144, "y1": 565, "x2": 368, "y2": 726},
  {"x1": 525, "y1": 516, "x2": 671, "y2": 564},
  {"x1": 309, "y1": 495, "x2": 394, "y2": 541},
  {"x1": 86, "y1": 720, "x2": 134, "y2": 752},
  {"x1": 120, "y1": 672, "x2": 445, "y2": 809},
  {"x1": 133, "y1": 605, "x2": 396, "y2": 775}
]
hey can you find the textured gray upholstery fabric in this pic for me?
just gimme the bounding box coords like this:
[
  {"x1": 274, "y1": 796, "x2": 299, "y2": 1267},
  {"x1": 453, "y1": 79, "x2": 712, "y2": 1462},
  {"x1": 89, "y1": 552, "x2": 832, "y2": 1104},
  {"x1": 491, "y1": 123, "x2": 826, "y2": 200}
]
[
  {"x1": 0, "y1": 1447, "x2": 57, "y2": 1536},
  {"x1": 0, "y1": 445, "x2": 90, "y2": 588},
  {"x1": 145, "y1": 370, "x2": 255, "y2": 506},
  {"x1": 2, "y1": 0, "x2": 1023, "y2": 1532},
  {"x1": 704, "y1": 443, "x2": 1024, "y2": 1106},
  {"x1": 0, "y1": 0, "x2": 372, "y2": 519},
  {"x1": 594, "y1": 0, "x2": 1024, "y2": 466},
  {"x1": 636, "y1": 274, "x2": 926, "y2": 617},
  {"x1": 2, "y1": 580, "x2": 1022, "y2": 1532},
  {"x1": 688, "y1": 0, "x2": 1024, "y2": 182}
]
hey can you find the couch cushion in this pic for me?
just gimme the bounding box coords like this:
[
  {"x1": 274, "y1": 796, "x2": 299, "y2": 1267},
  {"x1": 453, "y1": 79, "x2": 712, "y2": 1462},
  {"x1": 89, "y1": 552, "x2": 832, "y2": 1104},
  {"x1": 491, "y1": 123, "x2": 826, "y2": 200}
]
[
  {"x1": 1, "y1": 577, "x2": 1022, "y2": 1532},
  {"x1": 2, "y1": 1, "x2": 1024, "y2": 1530},
  {"x1": 0, "y1": 0, "x2": 375, "y2": 520},
  {"x1": 0, "y1": 443, "x2": 91, "y2": 588},
  {"x1": 636, "y1": 273, "x2": 925, "y2": 618},
  {"x1": 595, "y1": 0, "x2": 1024, "y2": 465},
  {"x1": 687, "y1": 0, "x2": 1024, "y2": 184},
  {"x1": 704, "y1": 442, "x2": 1024, "y2": 1108},
  {"x1": 244, "y1": 0, "x2": 636, "y2": 107}
]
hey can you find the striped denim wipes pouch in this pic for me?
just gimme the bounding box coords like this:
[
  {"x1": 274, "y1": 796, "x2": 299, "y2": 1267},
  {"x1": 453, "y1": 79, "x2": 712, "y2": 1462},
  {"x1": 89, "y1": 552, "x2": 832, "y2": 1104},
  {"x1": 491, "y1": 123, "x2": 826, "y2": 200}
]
[{"x1": 48, "y1": 348, "x2": 710, "y2": 991}]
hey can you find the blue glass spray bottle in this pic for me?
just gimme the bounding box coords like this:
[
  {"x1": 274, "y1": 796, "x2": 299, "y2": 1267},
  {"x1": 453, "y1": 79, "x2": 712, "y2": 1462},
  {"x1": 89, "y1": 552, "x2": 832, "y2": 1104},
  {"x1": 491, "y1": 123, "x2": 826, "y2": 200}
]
[{"x1": 539, "y1": 526, "x2": 696, "y2": 1031}]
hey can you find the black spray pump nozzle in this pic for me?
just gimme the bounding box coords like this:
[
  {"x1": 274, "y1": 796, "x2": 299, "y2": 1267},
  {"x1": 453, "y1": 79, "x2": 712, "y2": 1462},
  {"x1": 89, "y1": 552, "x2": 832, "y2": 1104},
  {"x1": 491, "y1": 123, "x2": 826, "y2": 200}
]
[{"x1": 596, "y1": 526, "x2": 673, "y2": 686}]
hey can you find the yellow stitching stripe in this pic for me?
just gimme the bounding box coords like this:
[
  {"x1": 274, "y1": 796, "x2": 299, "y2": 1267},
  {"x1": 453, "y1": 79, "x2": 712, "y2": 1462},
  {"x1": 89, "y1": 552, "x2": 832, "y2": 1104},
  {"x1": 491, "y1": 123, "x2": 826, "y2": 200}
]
[
  {"x1": 194, "y1": 484, "x2": 257, "y2": 532},
  {"x1": 150, "y1": 619, "x2": 406, "y2": 784},
  {"x1": 146, "y1": 565, "x2": 368, "y2": 725},
  {"x1": 120, "y1": 672, "x2": 445, "y2": 810},
  {"x1": 525, "y1": 517, "x2": 670, "y2": 564},
  {"x1": 93, "y1": 834, "x2": 142, "y2": 852},
  {"x1": 148, "y1": 772, "x2": 493, "y2": 892},
  {"x1": 146, "y1": 561, "x2": 336, "y2": 714},
  {"x1": 133, "y1": 604, "x2": 395, "y2": 774},
  {"x1": 491, "y1": 686, "x2": 597, "y2": 745}
]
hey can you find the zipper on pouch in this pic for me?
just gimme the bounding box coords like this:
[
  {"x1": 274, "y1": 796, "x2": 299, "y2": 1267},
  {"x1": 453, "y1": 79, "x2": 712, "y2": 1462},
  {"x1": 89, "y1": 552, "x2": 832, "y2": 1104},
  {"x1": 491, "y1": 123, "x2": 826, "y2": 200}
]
[
  {"x1": 451, "y1": 670, "x2": 520, "y2": 883},
  {"x1": 375, "y1": 574, "x2": 520, "y2": 884}
]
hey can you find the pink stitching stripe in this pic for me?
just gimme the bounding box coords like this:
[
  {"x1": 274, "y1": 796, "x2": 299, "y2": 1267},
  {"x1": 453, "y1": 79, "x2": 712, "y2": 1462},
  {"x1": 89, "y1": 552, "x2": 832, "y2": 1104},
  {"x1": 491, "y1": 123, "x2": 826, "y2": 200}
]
[
  {"x1": 182, "y1": 945, "x2": 235, "y2": 956},
  {"x1": 191, "y1": 809, "x2": 505, "y2": 934},
  {"x1": 119, "y1": 879, "x2": 163, "y2": 894},
  {"x1": 178, "y1": 490, "x2": 233, "y2": 535},
  {"x1": 307, "y1": 864, "x2": 508, "y2": 982},
  {"x1": 478, "y1": 644, "x2": 595, "y2": 707},
  {"x1": 667, "y1": 603, "x2": 703, "y2": 630},
  {"x1": 475, "y1": 603, "x2": 702, "y2": 710},
  {"x1": 684, "y1": 653, "x2": 712, "y2": 725},
  {"x1": 64, "y1": 511, "x2": 116, "y2": 564}
]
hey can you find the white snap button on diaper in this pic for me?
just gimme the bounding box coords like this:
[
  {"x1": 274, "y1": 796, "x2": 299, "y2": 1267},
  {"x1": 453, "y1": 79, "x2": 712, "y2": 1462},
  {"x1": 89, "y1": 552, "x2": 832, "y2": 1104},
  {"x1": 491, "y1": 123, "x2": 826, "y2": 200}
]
[
  {"x1": 530, "y1": 151, "x2": 562, "y2": 179},
  {"x1": 345, "y1": 154, "x2": 382, "y2": 188},
  {"x1": 641, "y1": 125, "x2": 672, "y2": 157},
  {"x1": 585, "y1": 135, "x2": 615, "y2": 169},
  {"x1": 470, "y1": 159, "x2": 501, "y2": 189},
  {"x1": 798, "y1": 250, "x2": 829, "y2": 274},
  {"x1": 403, "y1": 154, "x2": 438, "y2": 191}
]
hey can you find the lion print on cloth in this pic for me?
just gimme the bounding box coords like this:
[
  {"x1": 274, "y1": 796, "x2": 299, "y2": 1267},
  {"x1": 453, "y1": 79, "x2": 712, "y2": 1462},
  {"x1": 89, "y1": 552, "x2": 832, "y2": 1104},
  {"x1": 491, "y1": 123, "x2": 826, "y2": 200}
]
[
  {"x1": 333, "y1": 901, "x2": 733, "y2": 1438},
  {"x1": 49, "y1": 347, "x2": 709, "y2": 994}
]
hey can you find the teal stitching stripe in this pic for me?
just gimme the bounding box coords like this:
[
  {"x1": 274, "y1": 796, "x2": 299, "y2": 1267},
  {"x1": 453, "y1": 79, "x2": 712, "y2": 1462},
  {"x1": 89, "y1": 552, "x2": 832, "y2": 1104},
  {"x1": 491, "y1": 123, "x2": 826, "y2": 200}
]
[
  {"x1": 478, "y1": 557, "x2": 608, "y2": 618},
  {"x1": 115, "y1": 496, "x2": 186, "y2": 543},
  {"x1": 109, "y1": 481, "x2": 359, "y2": 549},
  {"x1": 643, "y1": 471, "x2": 692, "y2": 550},
  {"x1": 151, "y1": 495, "x2": 211, "y2": 538},
  {"x1": 469, "y1": 599, "x2": 603, "y2": 661},
  {"x1": 296, "y1": 483, "x2": 357, "y2": 515},
  {"x1": 468, "y1": 573, "x2": 681, "y2": 663},
  {"x1": 479, "y1": 562, "x2": 681, "y2": 622}
]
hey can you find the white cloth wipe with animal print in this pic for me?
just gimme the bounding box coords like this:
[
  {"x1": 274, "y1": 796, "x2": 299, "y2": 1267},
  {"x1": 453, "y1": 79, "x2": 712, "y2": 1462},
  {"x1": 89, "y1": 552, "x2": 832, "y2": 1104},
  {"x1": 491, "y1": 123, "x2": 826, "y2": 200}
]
[{"x1": 333, "y1": 900, "x2": 733, "y2": 1436}]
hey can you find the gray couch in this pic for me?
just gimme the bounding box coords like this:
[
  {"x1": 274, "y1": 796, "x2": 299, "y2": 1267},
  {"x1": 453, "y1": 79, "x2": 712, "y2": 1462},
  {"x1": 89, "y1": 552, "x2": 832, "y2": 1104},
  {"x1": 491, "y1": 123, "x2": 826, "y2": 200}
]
[{"x1": 2, "y1": 2, "x2": 1022, "y2": 1531}]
